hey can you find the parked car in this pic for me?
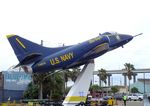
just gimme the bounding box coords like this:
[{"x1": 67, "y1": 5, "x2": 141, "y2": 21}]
[
  {"x1": 102, "y1": 96, "x2": 112, "y2": 100},
  {"x1": 136, "y1": 93, "x2": 143, "y2": 101},
  {"x1": 86, "y1": 97, "x2": 108, "y2": 106},
  {"x1": 113, "y1": 93, "x2": 123, "y2": 100},
  {"x1": 127, "y1": 93, "x2": 143, "y2": 101}
]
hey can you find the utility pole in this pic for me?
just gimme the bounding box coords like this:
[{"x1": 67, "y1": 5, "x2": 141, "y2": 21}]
[
  {"x1": 38, "y1": 40, "x2": 44, "y2": 99},
  {"x1": 0, "y1": 72, "x2": 4, "y2": 102},
  {"x1": 111, "y1": 77, "x2": 113, "y2": 86},
  {"x1": 144, "y1": 73, "x2": 146, "y2": 94},
  {"x1": 41, "y1": 40, "x2": 44, "y2": 46}
]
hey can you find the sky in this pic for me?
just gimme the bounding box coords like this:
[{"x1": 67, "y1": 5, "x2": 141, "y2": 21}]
[{"x1": 0, "y1": 0, "x2": 150, "y2": 84}]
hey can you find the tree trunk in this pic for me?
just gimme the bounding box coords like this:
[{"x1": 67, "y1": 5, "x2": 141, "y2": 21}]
[
  {"x1": 39, "y1": 82, "x2": 43, "y2": 99},
  {"x1": 129, "y1": 80, "x2": 130, "y2": 94},
  {"x1": 63, "y1": 71, "x2": 66, "y2": 97},
  {"x1": 65, "y1": 82, "x2": 67, "y2": 91},
  {"x1": 99, "y1": 76, "x2": 101, "y2": 87},
  {"x1": 50, "y1": 90, "x2": 52, "y2": 101}
]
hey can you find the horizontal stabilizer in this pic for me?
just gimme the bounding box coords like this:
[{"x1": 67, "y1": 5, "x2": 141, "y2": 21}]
[{"x1": 14, "y1": 53, "x2": 42, "y2": 68}]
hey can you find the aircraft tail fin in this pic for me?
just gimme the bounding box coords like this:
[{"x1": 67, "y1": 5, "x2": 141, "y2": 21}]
[{"x1": 7, "y1": 34, "x2": 45, "y2": 66}]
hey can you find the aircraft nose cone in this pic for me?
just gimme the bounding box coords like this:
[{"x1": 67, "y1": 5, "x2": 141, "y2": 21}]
[
  {"x1": 121, "y1": 34, "x2": 133, "y2": 42},
  {"x1": 126, "y1": 35, "x2": 133, "y2": 41}
]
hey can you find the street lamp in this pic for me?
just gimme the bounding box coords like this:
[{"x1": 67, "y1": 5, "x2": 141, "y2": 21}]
[
  {"x1": 0, "y1": 72, "x2": 4, "y2": 102},
  {"x1": 143, "y1": 73, "x2": 146, "y2": 94}
]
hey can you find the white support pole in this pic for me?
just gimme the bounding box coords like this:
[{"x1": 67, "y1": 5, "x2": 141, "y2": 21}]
[{"x1": 63, "y1": 60, "x2": 95, "y2": 106}]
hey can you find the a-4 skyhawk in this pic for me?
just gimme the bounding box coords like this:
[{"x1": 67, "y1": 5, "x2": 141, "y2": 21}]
[{"x1": 7, "y1": 32, "x2": 140, "y2": 73}]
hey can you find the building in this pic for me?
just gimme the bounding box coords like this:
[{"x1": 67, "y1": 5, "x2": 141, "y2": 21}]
[
  {"x1": 130, "y1": 78, "x2": 150, "y2": 93},
  {"x1": 0, "y1": 71, "x2": 31, "y2": 102}
]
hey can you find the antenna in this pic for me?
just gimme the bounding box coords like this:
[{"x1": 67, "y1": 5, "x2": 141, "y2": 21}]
[{"x1": 133, "y1": 33, "x2": 143, "y2": 37}]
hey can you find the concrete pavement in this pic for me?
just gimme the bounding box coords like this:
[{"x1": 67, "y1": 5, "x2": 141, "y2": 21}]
[{"x1": 116, "y1": 101, "x2": 143, "y2": 106}]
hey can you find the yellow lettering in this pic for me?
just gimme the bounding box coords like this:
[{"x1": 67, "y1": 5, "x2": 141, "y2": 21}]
[
  {"x1": 50, "y1": 57, "x2": 60, "y2": 65},
  {"x1": 60, "y1": 52, "x2": 74, "y2": 62},
  {"x1": 60, "y1": 55, "x2": 66, "y2": 61},
  {"x1": 50, "y1": 59, "x2": 55, "y2": 65},
  {"x1": 55, "y1": 57, "x2": 60, "y2": 64},
  {"x1": 69, "y1": 52, "x2": 74, "y2": 58},
  {"x1": 50, "y1": 52, "x2": 74, "y2": 65},
  {"x1": 65, "y1": 54, "x2": 69, "y2": 60}
]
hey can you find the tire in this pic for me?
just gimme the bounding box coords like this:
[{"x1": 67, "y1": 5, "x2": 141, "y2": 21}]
[
  {"x1": 139, "y1": 98, "x2": 142, "y2": 101},
  {"x1": 129, "y1": 98, "x2": 132, "y2": 101}
]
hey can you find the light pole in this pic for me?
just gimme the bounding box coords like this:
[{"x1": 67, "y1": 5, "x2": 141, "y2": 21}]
[
  {"x1": 111, "y1": 77, "x2": 113, "y2": 86},
  {"x1": 0, "y1": 73, "x2": 4, "y2": 102},
  {"x1": 144, "y1": 73, "x2": 146, "y2": 94},
  {"x1": 41, "y1": 40, "x2": 44, "y2": 46}
]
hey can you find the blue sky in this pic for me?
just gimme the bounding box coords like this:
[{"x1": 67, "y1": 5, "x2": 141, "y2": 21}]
[{"x1": 0, "y1": 0, "x2": 150, "y2": 84}]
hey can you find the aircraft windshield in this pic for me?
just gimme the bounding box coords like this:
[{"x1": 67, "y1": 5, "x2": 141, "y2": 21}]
[
  {"x1": 102, "y1": 32, "x2": 121, "y2": 41},
  {"x1": 102, "y1": 32, "x2": 118, "y2": 36}
]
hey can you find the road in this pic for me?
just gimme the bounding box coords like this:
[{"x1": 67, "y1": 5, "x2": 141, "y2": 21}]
[{"x1": 117, "y1": 101, "x2": 143, "y2": 106}]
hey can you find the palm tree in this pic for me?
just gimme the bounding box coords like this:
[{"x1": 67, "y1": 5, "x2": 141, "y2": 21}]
[
  {"x1": 61, "y1": 68, "x2": 80, "y2": 97},
  {"x1": 90, "y1": 84, "x2": 101, "y2": 92},
  {"x1": 124, "y1": 63, "x2": 135, "y2": 93},
  {"x1": 32, "y1": 72, "x2": 51, "y2": 99},
  {"x1": 32, "y1": 71, "x2": 57, "y2": 99},
  {"x1": 97, "y1": 68, "x2": 107, "y2": 87},
  {"x1": 51, "y1": 72, "x2": 64, "y2": 101},
  {"x1": 69, "y1": 67, "x2": 80, "y2": 82},
  {"x1": 61, "y1": 69, "x2": 70, "y2": 97},
  {"x1": 63, "y1": 69, "x2": 71, "y2": 90},
  {"x1": 32, "y1": 71, "x2": 64, "y2": 100}
]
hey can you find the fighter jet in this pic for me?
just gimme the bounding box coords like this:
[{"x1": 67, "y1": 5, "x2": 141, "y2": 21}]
[{"x1": 6, "y1": 32, "x2": 135, "y2": 73}]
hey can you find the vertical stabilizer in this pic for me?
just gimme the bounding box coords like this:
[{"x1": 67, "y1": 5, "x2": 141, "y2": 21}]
[{"x1": 7, "y1": 34, "x2": 44, "y2": 63}]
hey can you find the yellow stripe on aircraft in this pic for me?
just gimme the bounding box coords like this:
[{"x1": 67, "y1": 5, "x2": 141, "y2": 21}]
[
  {"x1": 6, "y1": 34, "x2": 16, "y2": 38},
  {"x1": 64, "y1": 96, "x2": 87, "y2": 102},
  {"x1": 95, "y1": 43, "x2": 108, "y2": 48},
  {"x1": 16, "y1": 38, "x2": 26, "y2": 49}
]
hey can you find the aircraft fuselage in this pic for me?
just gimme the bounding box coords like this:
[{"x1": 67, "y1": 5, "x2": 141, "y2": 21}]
[
  {"x1": 7, "y1": 32, "x2": 134, "y2": 73},
  {"x1": 32, "y1": 36, "x2": 109, "y2": 72}
]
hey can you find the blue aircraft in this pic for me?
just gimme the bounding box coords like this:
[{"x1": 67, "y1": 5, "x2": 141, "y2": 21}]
[{"x1": 7, "y1": 32, "x2": 140, "y2": 73}]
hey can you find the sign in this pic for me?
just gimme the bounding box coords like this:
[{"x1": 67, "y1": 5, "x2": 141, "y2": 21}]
[{"x1": 2, "y1": 71, "x2": 31, "y2": 90}]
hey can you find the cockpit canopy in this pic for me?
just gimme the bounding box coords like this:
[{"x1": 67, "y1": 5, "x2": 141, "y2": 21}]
[
  {"x1": 102, "y1": 32, "x2": 119, "y2": 36},
  {"x1": 101, "y1": 32, "x2": 122, "y2": 46}
]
